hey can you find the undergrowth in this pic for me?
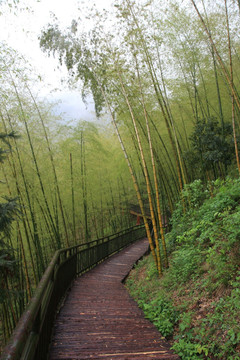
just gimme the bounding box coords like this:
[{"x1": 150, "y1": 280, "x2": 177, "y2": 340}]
[{"x1": 126, "y1": 177, "x2": 240, "y2": 360}]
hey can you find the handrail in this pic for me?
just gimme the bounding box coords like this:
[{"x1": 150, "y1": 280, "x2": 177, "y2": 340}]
[{"x1": 0, "y1": 224, "x2": 146, "y2": 360}]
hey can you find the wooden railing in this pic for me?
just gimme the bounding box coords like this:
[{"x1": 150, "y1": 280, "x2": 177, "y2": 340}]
[{"x1": 0, "y1": 225, "x2": 146, "y2": 360}]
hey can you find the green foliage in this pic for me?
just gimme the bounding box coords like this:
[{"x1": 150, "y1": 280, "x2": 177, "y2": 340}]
[
  {"x1": 0, "y1": 132, "x2": 17, "y2": 162},
  {"x1": 168, "y1": 178, "x2": 240, "y2": 358},
  {"x1": 40, "y1": 24, "x2": 106, "y2": 117},
  {"x1": 165, "y1": 247, "x2": 202, "y2": 286},
  {"x1": 0, "y1": 133, "x2": 20, "y2": 286},
  {"x1": 0, "y1": 45, "x2": 136, "y2": 348},
  {"x1": 127, "y1": 258, "x2": 179, "y2": 338},
  {"x1": 0, "y1": 196, "x2": 19, "y2": 293},
  {"x1": 198, "y1": 278, "x2": 240, "y2": 359},
  {"x1": 184, "y1": 117, "x2": 234, "y2": 179},
  {"x1": 2, "y1": 0, "x2": 240, "y2": 353},
  {"x1": 127, "y1": 177, "x2": 240, "y2": 359},
  {"x1": 172, "y1": 283, "x2": 240, "y2": 359},
  {"x1": 0, "y1": 196, "x2": 19, "y2": 237},
  {"x1": 142, "y1": 295, "x2": 179, "y2": 337},
  {"x1": 182, "y1": 179, "x2": 209, "y2": 209},
  {"x1": 166, "y1": 179, "x2": 210, "y2": 251},
  {"x1": 171, "y1": 339, "x2": 208, "y2": 360}
]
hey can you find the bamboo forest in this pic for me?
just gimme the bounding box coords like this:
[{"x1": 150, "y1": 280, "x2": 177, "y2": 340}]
[{"x1": 1, "y1": 0, "x2": 240, "y2": 359}]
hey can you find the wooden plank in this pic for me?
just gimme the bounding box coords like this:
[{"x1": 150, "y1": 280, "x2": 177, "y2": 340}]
[{"x1": 49, "y1": 238, "x2": 179, "y2": 360}]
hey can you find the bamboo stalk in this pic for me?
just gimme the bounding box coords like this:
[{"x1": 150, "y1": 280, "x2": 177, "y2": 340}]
[
  {"x1": 6, "y1": 69, "x2": 60, "y2": 249},
  {"x1": 94, "y1": 72, "x2": 158, "y2": 267},
  {"x1": 80, "y1": 131, "x2": 89, "y2": 241},
  {"x1": 200, "y1": 0, "x2": 225, "y2": 132},
  {"x1": 1, "y1": 110, "x2": 39, "y2": 284},
  {"x1": 26, "y1": 85, "x2": 70, "y2": 246},
  {"x1": 134, "y1": 54, "x2": 168, "y2": 268},
  {"x1": 125, "y1": 0, "x2": 186, "y2": 200},
  {"x1": 190, "y1": 0, "x2": 240, "y2": 111},
  {"x1": 224, "y1": 0, "x2": 240, "y2": 174},
  {"x1": 17, "y1": 225, "x2": 32, "y2": 300},
  {"x1": 70, "y1": 153, "x2": 77, "y2": 243},
  {"x1": 90, "y1": 190, "x2": 99, "y2": 238},
  {"x1": 117, "y1": 67, "x2": 162, "y2": 275}
]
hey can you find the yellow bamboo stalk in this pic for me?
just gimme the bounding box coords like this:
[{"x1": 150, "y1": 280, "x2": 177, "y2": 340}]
[
  {"x1": 117, "y1": 67, "x2": 162, "y2": 276},
  {"x1": 134, "y1": 56, "x2": 169, "y2": 268},
  {"x1": 93, "y1": 72, "x2": 158, "y2": 267},
  {"x1": 125, "y1": 0, "x2": 184, "y2": 199}
]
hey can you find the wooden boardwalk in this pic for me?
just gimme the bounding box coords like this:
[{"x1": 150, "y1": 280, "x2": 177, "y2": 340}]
[{"x1": 49, "y1": 238, "x2": 179, "y2": 360}]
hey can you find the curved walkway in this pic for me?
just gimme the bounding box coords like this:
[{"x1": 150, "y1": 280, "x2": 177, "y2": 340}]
[{"x1": 49, "y1": 238, "x2": 179, "y2": 360}]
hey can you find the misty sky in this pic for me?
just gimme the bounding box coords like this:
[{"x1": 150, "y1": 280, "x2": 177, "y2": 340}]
[{"x1": 0, "y1": 0, "x2": 113, "y2": 122}]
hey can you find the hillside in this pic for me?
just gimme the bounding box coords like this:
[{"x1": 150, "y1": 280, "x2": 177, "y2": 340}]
[
  {"x1": 1, "y1": 0, "x2": 240, "y2": 353},
  {"x1": 126, "y1": 178, "x2": 240, "y2": 360}
]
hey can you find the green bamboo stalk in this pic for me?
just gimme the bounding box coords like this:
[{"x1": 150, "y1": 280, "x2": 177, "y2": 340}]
[
  {"x1": 224, "y1": 0, "x2": 240, "y2": 174},
  {"x1": 117, "y1": 178, "x2": 124, "y2": 229},
  {"x1": 7, "y1": 70, "x2": 61, "y2": 249},
  {"x1": 120, "y1": 175, "x2": 132, "y2": 228},
  {"x1": 99, "y1": 176, "x2": 105, "y2": 236},
  {"x1": 90, "y1": 190, "x2": 99, "y2": 239},
  {"x1": 80, "y1": 131, "x2": 89, "y2": 241},
  {"x1": 1, "y1": 110, "x2": 39, "y2": 284},
  {"x1": 17, "y1": 225, "x2": 32, "y2": 300},
  {"x1": 108, "y1": 179, "x2": 118, "y2": 233},
  {"x1": 190, "y1": 0, "x2": 240, "y2": 111},
  {"x1": 26, "y1": 85, "x2": 70, "y2": 246},
  {"x1": 70, "y1": 153, "x2": 77, "y2": 243}
]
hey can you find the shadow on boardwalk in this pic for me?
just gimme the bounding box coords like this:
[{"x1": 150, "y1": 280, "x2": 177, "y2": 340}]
[{"x1": 49, "y1": 238, "x2": 179, "y2": 360}]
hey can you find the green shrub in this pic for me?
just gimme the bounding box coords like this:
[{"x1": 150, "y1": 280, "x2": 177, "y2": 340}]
[
  {"x1": 127, "y1": 177, "x2": 240, "y2": 360},
  {"x1": 142, "y1": 294, "x2": 179, "y2": 337},
  {"x1": 172, "y1": 339, "x2": 208, "y2": 359},
  {"x1": 167, "y1": 246, "x2": 203, "y2": 286}
]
